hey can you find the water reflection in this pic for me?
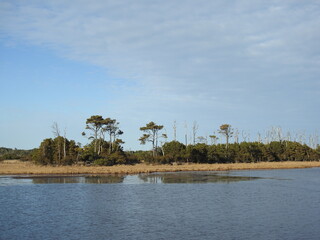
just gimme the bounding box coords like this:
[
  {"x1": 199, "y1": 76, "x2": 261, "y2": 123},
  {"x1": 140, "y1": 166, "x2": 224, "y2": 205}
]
[
  {"x1": 138, "y1": 172, "x2": 260, "y2": 184},
  {"x1": 4, "y1": 172, "x2": 261, "y2": 185},
  {"x1": 12, "y1": 175, "x2": 125, "y2": 184}
]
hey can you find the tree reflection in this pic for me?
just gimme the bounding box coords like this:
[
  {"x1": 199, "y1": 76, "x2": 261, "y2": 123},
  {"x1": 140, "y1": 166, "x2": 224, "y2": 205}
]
[
  {"x1": 16, "y1": 175, "x2": 125, "y2": 184},
  {"x1": 138, "y1": 172, "x2": 260, "y2": 184}
]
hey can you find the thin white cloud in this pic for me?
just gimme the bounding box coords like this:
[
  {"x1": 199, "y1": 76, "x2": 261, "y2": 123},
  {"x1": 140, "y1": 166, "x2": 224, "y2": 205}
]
[
  {"x1": 1, "y1": 1, "x2": 318, "y2": 81},
  {"x1": 1, "y1": 0, "x2": 319, "y2": 149}
]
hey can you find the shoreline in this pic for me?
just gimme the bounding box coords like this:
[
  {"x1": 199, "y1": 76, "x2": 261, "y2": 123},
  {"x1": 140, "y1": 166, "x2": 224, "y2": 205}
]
[{"x1": 1, "y1": 160, "x2": 320, "y2": 176}]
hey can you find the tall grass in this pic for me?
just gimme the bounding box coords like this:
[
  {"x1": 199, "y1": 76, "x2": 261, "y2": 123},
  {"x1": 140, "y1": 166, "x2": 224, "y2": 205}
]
[{"x1": 1, "y1": 160, "x2": 320, "y2": 175}]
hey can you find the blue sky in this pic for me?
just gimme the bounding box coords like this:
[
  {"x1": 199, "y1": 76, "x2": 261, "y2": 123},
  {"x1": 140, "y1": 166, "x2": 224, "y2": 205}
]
[{"x1": 0, "y1": 0, "x2": 319, "y2": 150}]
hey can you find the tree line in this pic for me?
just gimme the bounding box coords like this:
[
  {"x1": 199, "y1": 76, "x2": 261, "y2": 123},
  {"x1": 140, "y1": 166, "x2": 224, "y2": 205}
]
[
  {"x1": 0, "y1": 147, "x2": 33, "y2": 161},
  {"x1": 29, "y1": 115, "x2": 320, "y2": 166},
  {"x1": 158, "y1": 140, "x2": 320, "y2": 164}
]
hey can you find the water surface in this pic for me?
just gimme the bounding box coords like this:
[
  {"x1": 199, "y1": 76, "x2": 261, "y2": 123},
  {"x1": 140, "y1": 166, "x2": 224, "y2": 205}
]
[
  {"x1": 0, "y1": 172, "x2": 260, "y2": 185},
  {"x1": 1, "y1": 168, "x2": 319, "y2": 240}
]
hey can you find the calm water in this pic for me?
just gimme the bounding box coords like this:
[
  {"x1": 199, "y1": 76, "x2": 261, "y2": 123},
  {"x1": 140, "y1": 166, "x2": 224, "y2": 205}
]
[{"x1": 0, "y1": 168, "x2": 320, "y2": 240}]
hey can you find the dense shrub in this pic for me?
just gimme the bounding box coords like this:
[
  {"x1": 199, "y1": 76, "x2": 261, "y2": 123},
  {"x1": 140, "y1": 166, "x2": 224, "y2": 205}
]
[
  {"x1": 30, "y1": 138, "x2": 320, "y2": 166},
  {"x1": 161, "y1": 140, "x2": 320, "y2": 164},
  {"x1": 0, "y1": 147, "x2": 33, "y2": 160},
  {"x1": 162, "y1": 141, "x2": 186, "y2": 162},
  {"x1": 93, "y1": 152, "x2": 135, "y2": 166}
]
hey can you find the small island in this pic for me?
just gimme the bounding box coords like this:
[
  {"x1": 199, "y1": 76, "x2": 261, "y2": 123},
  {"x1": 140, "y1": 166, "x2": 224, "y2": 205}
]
[{"x1": 1, "y1": 115, "x2": 319, "y2": 176}]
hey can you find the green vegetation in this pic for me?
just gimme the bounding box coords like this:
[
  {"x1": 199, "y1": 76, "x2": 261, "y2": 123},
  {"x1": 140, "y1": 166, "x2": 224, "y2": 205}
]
[
  {"x1": 32, "y1": 116, "x2": 133, "y2": 166},
  {"x1": 0, "y1": 147, "x2": 33, "y2": 161},
  {"x1": 139, "y1": 121, "x2": 167, "y2": 157},
  {"x1": 2, "y1": 118, "x2": 319, "y2": 166},
  {"x1": 129, "y1": 140, "x2": 319, "y2": 165},
  {"x1": 32, "y1": 137, "x2": 80, "y2": 165}
]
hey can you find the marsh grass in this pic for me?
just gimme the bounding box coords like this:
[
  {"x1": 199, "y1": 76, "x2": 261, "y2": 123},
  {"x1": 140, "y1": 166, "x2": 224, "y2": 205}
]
[{"x1": 1, "y1": 160, "x2": 320, "y2": 175}]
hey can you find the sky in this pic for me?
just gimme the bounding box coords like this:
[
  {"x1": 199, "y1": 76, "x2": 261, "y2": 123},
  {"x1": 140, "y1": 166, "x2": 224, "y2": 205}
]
[{"x1": 0, "y1": 0, "x2": 319, "y2": 150}]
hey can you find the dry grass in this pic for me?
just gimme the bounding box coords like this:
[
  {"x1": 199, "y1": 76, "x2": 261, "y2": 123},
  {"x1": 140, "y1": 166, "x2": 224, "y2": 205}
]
[{"x1": 1, "y1": 160, "x2": 320, "y2": 175}]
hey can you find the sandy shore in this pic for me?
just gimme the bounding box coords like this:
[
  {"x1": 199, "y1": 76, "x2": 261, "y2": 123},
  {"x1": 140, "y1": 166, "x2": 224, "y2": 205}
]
[{"x1": 0, "y1": 160, "x2": 320, "y2": 175}]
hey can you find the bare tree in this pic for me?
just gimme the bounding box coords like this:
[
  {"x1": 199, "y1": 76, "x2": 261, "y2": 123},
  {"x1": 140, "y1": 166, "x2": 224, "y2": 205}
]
[
  {"x1": 160, "y1": 128, "x2": 168, "y2": 156},
  {"x1": 257, "y1": 132, "x2": 262, "y2": 143},
  {"x1": 192, "y1": 121, "x2": 199, "y2": 145},
  {"x1": 184, "y1": 121, "x2": 188, "y2": 146},
  {"x1": 298, "y1": 131, "x2": 306, "y2": 144},
  {"x1": 264, "y1": 130, "x2": 271, "y2": 144},
  {"x1": 173, "y1": 120, "x2": 177, "y2": 141},
  {"x1": 242, "y1": 130, "x2": 249, "y2": 142},
  {"x1": 52, "y1": 122, "x2": 62, "y2": 161},
  {"x1": 188, "y1": 132, "x2": 192, "y2": 146},
  {"x1": 275, "y1": 127, "x2": 283, "y2": 142},
  {"x1": 63, "y1": 128, "x2": 67, "y2": 158},
  {"x1": 286, "y1": 131, "x2": 291, "y2": 142},
  {"x1": 234, "y1": 128, "x2": 239, "y2": 143},
  {"x1": 308, "y1": 132, "x2": 319, "y2": 149},
  {"x1": 52, "y1": 122, "x2": 61, "y2": 137},
  {"x1": 219, "y1": 124, "x2": 233, "y2": 149},
  {"x1": 314, "y1": 132, "x2": 319, "y2": 149}
]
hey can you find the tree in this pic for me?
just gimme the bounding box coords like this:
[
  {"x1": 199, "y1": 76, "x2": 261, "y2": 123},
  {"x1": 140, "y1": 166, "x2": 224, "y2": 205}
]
[
  {"x1": 139, "y1": 121, "x2": 165, "y2": 157},
  {"x1": 162, "y1": 141, "x2": 186, "y2": 162},
  {"x1": 209, "y1": 134, "x2": 218, "y2": 145},
  {"x1": 192, "y1": 121, "x2": 199, "y2": 145},
  {"x1": 36, "y1": 138, "x2": 54, "y2": 165},
  {"x1": 52, "y1": 122, "x2": 62, "y2": 161},
  {"x1": 100, "y1": 118, "x2": 124, "y2": 154},
  {"x1": 101, "y1": 118, "x2": 116, "y2": 154},
  {"x1": 33, "y1": 137, "x2": 80, "y2": 165},
  {"x1": 63, "y1": 128, "x2": 67, "y2": 158},
  {"x1": 173, "y1": 120, "x2": 177, "y2": 141},
  {"x1": 219, "y1": 124, "x2": 233, "y2": 149},
  {"x1": 114, "y1": 139, "x2": 125, "y2": 152},
  {"x1": 186, "y1": 143, "x2": 208, "y2": 163},
  {"x1": 85, "y1": 115, "x2": 104, "y2": 154},
  {"x1": 52, "y1": 122, "x2": 68, "y2": 160},
  {"x1": 197, "y1": 136, "x2": 207, "y2": 144},
  {"x1": 53, "y1": 136, "x2": 65, "y2": 165}
]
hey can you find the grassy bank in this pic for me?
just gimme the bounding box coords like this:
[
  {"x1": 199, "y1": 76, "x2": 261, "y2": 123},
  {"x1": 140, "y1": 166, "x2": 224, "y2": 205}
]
[{"x1": 1, "y1": 160, "x2": 320, "y2": 175}]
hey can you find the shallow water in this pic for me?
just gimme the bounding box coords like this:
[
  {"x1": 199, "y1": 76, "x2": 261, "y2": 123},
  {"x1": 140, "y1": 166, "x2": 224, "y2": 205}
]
[
  {"x1": 1, "y1": 168, "x2": 319, "y2": 240},
  {"x1": 0, "y1": 172, "x2": 260, "y2": 185}
]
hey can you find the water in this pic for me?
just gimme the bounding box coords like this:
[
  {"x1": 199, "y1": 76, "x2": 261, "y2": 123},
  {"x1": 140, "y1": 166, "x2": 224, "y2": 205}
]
[{"x1": 0, "y1": 168, "x2": 319, "y2": 240}]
